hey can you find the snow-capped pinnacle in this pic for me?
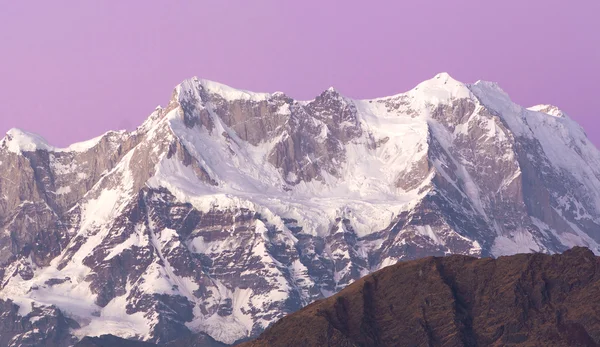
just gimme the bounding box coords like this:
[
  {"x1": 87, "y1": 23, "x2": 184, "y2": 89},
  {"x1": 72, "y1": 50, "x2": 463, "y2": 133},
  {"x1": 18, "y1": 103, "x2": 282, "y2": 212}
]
[
  {"x1": 528, "y1": 104, "x2": 568, "y2": 118},
  {"x1": 409, "y1": 72, "x2": 471, "y2": 104},
  {"x1": 2, "y1": 128, "x2": 52, "y2": 153},
  {"x1": 180, "y1": 76, "x2": 272, "y2": 102},
  {"x1": 321, "y1": 86, "x2": 344, "y2": 98},
  {"x1": 1, "y1": 128, "x2": 112, "y2": 154},
  {"x1": 419, "y1": 72, "x2": 462, "y2": 87},
  {"x1": 434, "y1": 72, "x2": 453, "y2": 81}
]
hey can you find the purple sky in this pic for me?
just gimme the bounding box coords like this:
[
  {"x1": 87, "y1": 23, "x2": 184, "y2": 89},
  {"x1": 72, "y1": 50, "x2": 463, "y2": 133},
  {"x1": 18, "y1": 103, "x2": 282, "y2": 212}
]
[{"x1": 1, "y1": 1, "x2": 599, "y2": 147}]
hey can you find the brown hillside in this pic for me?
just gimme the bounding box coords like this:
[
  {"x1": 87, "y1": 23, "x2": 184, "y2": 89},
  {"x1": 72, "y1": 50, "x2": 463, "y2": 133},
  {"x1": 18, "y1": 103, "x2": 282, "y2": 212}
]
[{"x1": 242, "y1": 247, "x2": 600, "y2": 347}]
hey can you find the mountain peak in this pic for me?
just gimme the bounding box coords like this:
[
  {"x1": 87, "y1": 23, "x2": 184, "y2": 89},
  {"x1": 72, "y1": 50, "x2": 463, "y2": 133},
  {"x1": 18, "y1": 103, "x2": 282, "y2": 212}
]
[
  {"x1": 423, "y1": 72, "x2": 461, "y2": 86},
  {"x1": 3, "y1": 74, "x2": 600, "y2": 345},
  {"x1": 433, "y1": 71, "x2": 454, "y2": 81},
  {"x1": 1, "y1": 128, "x2": 52, "y2": 153},
  {"x1": 408, "y1": 72, "x2": 471, "y2": 104},
  {"x1": 319, "y1": 86, "x2": 345, "y2": 100},
  {"x1": 528, "y1": 104, "x2": 568, "y2": 118},
  {"x1": 179, "y1": 77, "x2": 272, "y2": 102},
  {"x1": 1, "y1": 128, "x2": 112, "y2": 154}
]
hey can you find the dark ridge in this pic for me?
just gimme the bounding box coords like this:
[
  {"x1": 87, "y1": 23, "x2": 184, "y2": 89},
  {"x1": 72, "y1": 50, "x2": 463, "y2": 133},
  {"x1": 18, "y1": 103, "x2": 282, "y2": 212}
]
[{"x1": 242, "y1": 247, "x2": 600, "y2": 347}]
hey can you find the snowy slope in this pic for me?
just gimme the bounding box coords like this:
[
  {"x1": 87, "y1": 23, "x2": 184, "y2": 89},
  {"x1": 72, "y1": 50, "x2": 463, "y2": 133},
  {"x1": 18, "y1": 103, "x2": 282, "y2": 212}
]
[{"x1": 1, "y1": 73, "x2": 600, "y2": 346}]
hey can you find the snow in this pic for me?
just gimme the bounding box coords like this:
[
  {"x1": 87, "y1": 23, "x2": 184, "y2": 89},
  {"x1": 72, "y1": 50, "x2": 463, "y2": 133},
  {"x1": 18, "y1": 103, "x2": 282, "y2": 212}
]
[
  {"x1": 1, "y1": 128, "x2": 108, "y2": 154},
  {"x1": 182, "y1": 77, "x2": 272, "y2": 102},
  {"x1": 142, "y1": 103, "x2": 427, "y2": 242},
  {"x1": 0, "y1": 252, "x2": 151, "y2": 341},
  {"x1": 0, "y1": 154, "x2": 142, "y2": 334},
  {"x1": 189, "y1": 285, "x2": 255, "y2": 344},
  {"x1": 74, "y1": 288, "x2": 150, "y2": 340},
  {"x1": 64, "y1": 133, "x2": 107, "y2": 152},
  {"x1": 3, "y1": 128, "x2": 53, "y2": 153},
  {"x1": 470, "y1": 79, "x2": 600, "y2": 216},
  {"x1": 528, "y1": 104, "x2": 567, "y2": 118},
  {"x1": 276, "y1": 103, "x2": 291, "y2": 115},
  {"x1": 79, "y1": 188, "x2": 121, "y2": 231},
  {"x1": 51, "y1": 157, "x2": 76, "y2": 175},
  {"x1": 468, "y1": 81, "x2": 530, "y2": 136},
  {"x1": 55, "y1": 186, "x2": 72, "y2": 195},
  {"x1": 104, "y1": 227, "x2": 143, "y2": 261},
  {"x1": 4, "y1": 72, "x2": 600, "y2": 344},
  {"x1": 180, "y1": 215, "x2": 308, "y2": 343},
  {"x1": 491, "y1": 229, "x2": 542, "y2": 256},
  {"x1": 549, "y1": 209, "x2": 600, "y2": 254},
  {"x1": 148, "y1": 71, "x2": 600, "y2": 252},
  {"x1": 407, "y1": 72, "x2": 473, "y2": 105},
  {"x1": 415, "y1": 225, "x2": 442, "y2": 245},
  {"x1": 188, "y1": 236, "x2": 220, "y2": 254}
]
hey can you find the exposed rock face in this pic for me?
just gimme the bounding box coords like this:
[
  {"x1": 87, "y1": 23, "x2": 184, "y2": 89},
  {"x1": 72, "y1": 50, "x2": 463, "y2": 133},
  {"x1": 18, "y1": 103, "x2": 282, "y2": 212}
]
[
  {"x1": 75, "y1": 335, "x2": 156, "y2": 347},
  {"x1": 74, "y1": 333, "x2": 226, "y2": 347},
  {"x1": 0, "y1": 299, "x2": 79, "y2": 347},
  {"x1": 1, "y1": 73, "x2": 600, "y2": 345},
  {"x1": 162, "y1": 333, "x2": 229, "y2": 347},
  {"x1": 244, "y1": 247, "x2": 600, "y2": 347}
]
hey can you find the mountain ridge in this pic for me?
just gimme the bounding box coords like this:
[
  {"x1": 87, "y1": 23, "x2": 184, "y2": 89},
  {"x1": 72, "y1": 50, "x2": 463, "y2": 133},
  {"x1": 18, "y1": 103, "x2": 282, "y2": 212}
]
[
  {"x1": 1, "y1": 72, "x2": 572, "y2": 152},
  {"x1": 1, "y1": 73, "x2": 600, "y2": 345},
  {"x1": 243, "y1": 246, "x2": 600, "y2": 347}
]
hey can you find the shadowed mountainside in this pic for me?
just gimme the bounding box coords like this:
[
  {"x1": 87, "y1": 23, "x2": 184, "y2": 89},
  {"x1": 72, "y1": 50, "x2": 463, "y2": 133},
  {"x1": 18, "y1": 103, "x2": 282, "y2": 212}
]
[
  {"x1": 243, "y1": 247, "x2": 600, "y2": 347},
  {"x1": 75, "y1": 333, "x2": 227, "y2": 347}
]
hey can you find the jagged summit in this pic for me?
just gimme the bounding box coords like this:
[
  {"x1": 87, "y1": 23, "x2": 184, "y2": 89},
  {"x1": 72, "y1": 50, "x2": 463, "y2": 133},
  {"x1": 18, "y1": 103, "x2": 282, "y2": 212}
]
[
  {"x1": 1, "y1": 74, "x2": 600, "y2": 345},
  {"x1": 176, "y1": 72, "x2": 478, "y2": 105},
  {"x1": 0, "y1": 73, "x2": 522, "y2": 154}
]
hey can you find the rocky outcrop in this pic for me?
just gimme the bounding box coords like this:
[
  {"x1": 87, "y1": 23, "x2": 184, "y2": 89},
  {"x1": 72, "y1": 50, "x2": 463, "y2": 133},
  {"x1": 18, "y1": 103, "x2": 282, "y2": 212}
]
[
  {"x1": 75, "y1": 335, "x2": 156, "y2": 347},
  {"x1": 244, "y1": 247, "x2": 600, "y2": 347},
  {"x1": 0, "y1": 299, "x2": 79, "y2": 347},
  {"x1": 75, "y1": 333, "x2": 227, "y2": 347}
]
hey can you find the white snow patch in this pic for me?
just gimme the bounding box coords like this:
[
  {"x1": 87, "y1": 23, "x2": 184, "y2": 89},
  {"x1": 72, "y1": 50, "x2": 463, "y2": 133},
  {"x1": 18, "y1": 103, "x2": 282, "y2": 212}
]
[
  {"x1": 491, "y1": 230, "x2": 541, "y2": 256},
  {"x1": 2, "y1": 128, "x2": 106, "y2": 154},
  {"x1": 182, "y1": 77, "x2": 272, "y2": 102},
  {"x1": 55, "y1": 186, "x2": 71, "y2": 195}
]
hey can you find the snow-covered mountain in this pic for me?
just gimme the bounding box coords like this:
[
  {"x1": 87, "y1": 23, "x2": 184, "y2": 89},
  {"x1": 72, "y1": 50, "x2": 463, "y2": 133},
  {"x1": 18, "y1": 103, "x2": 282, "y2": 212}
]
[{"x1": 1, "y1": 73, "x2": 600, "y2": 346}]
